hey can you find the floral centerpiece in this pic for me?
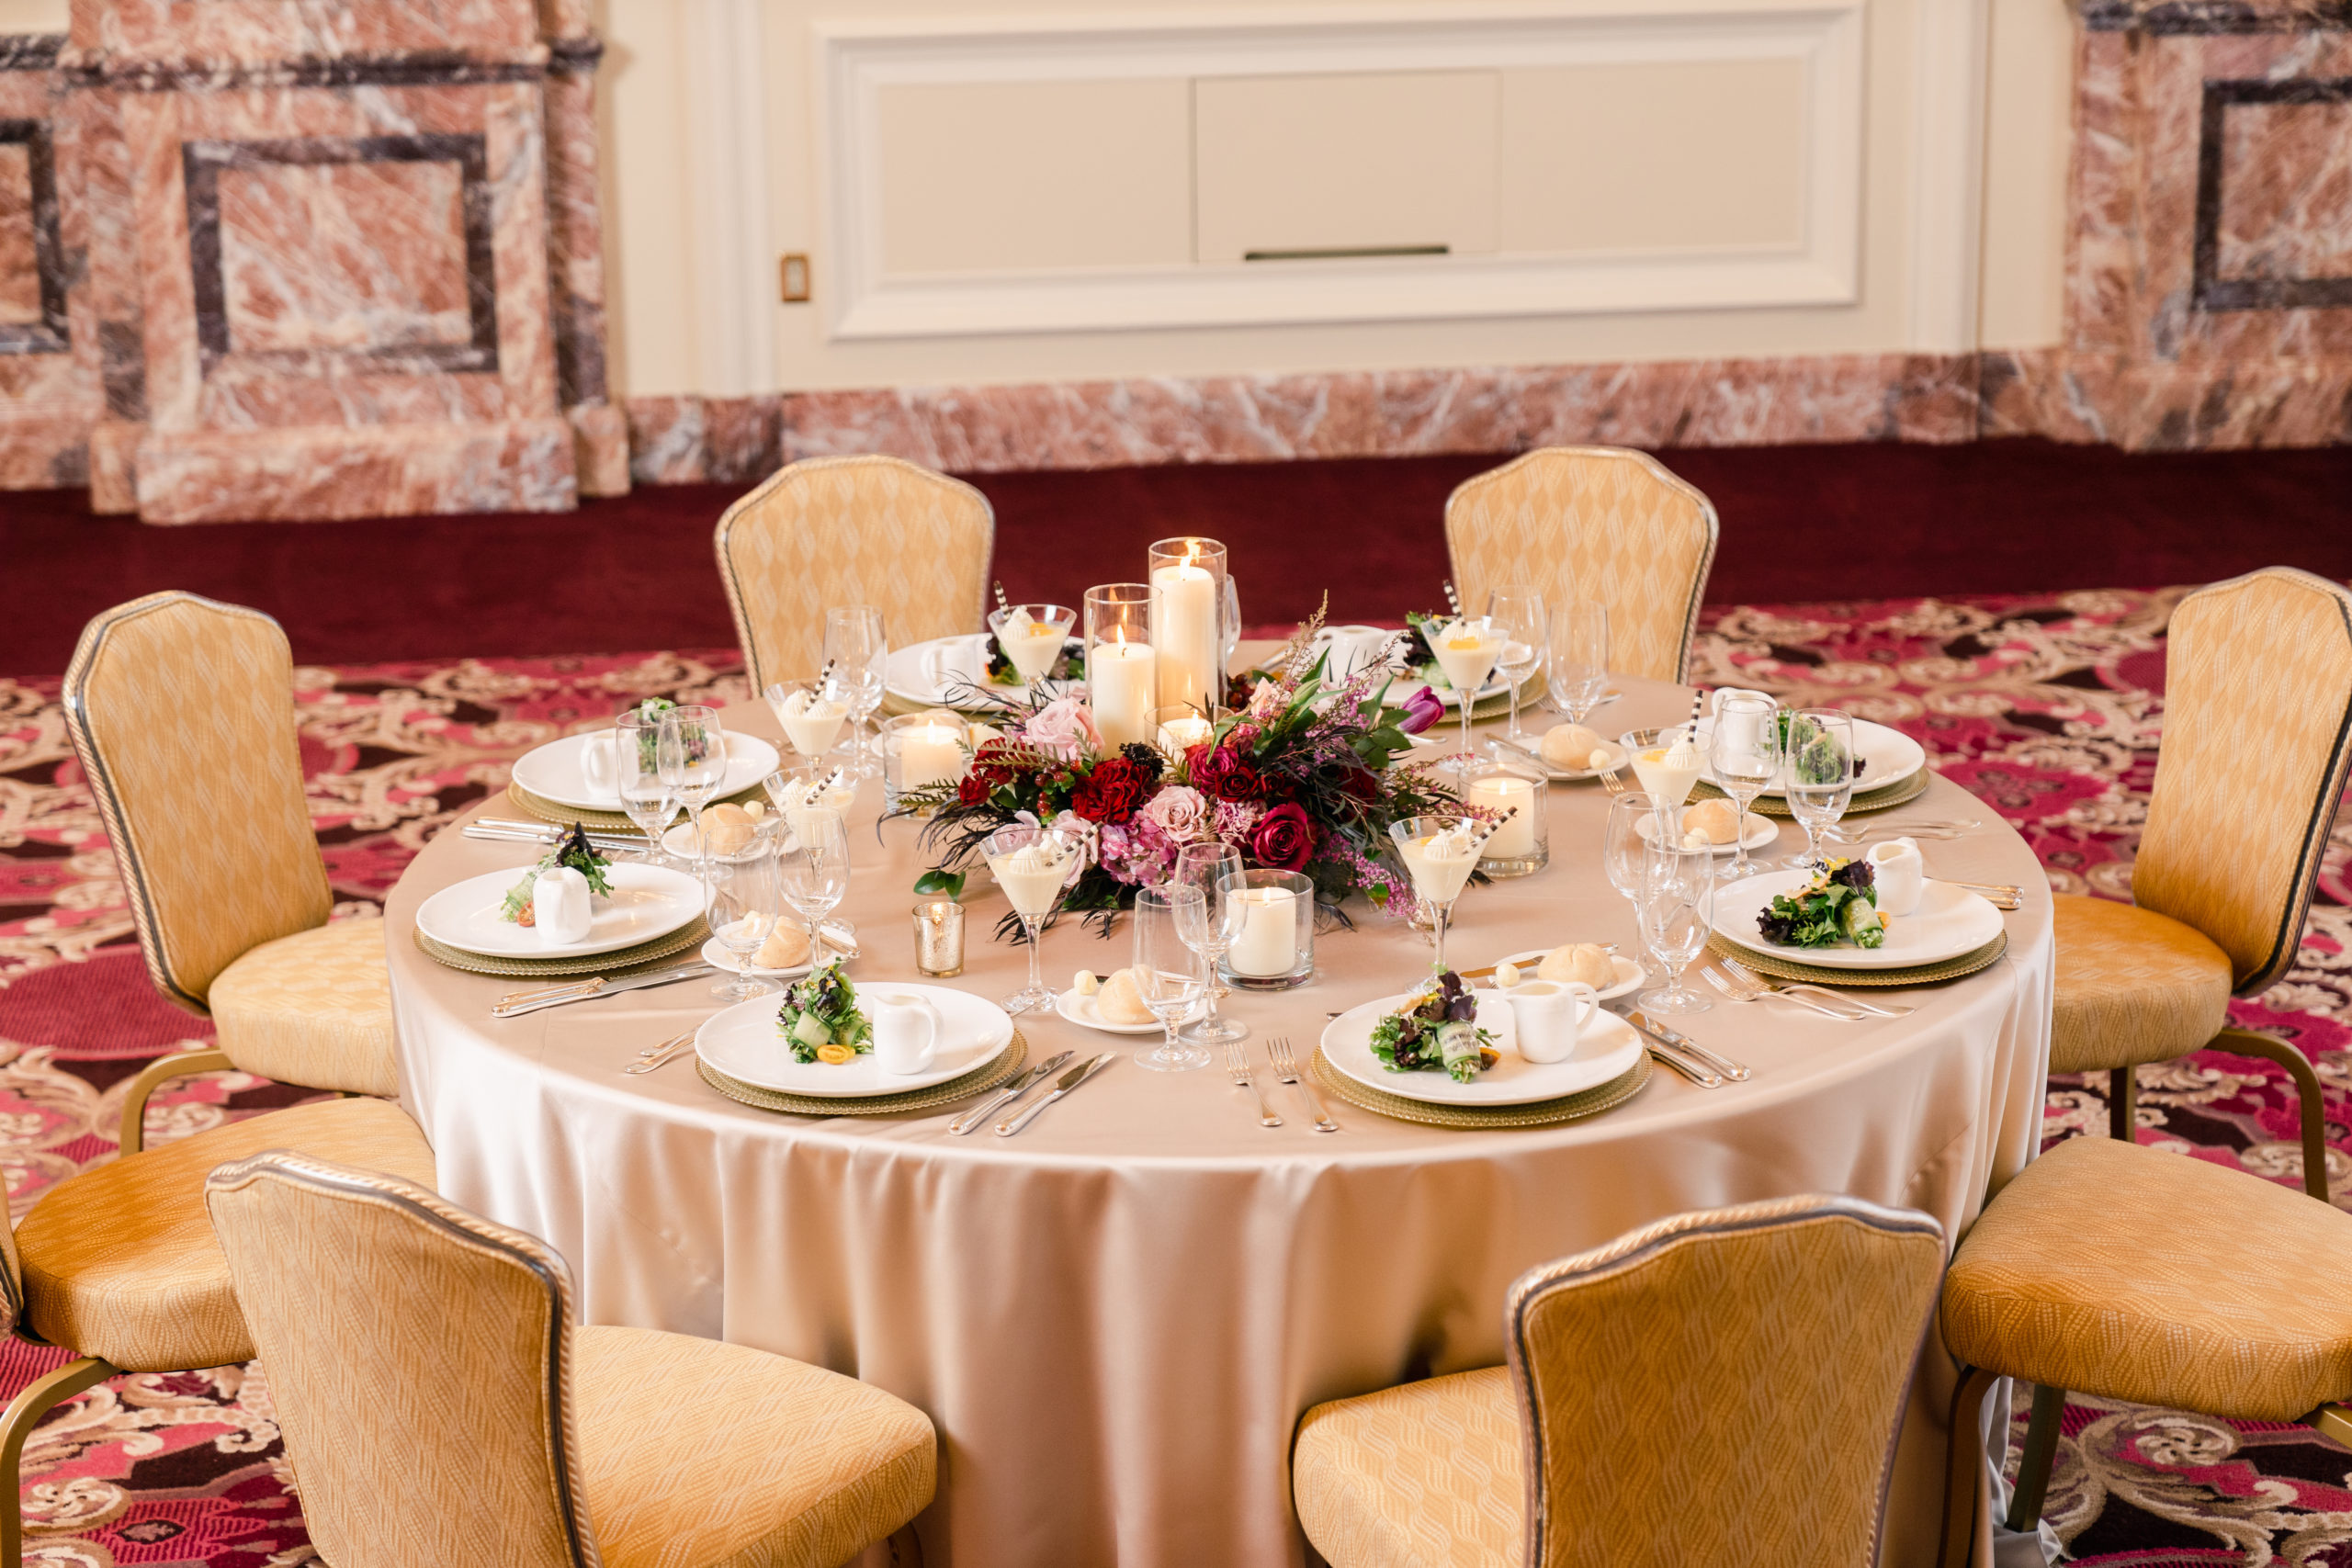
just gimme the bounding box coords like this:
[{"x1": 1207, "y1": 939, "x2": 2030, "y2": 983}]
[{"x1": 901, "y1": 610, "x2": 1460, "y2": 930}]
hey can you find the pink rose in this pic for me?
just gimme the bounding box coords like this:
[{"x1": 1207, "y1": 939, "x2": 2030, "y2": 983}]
[
  {"x1": 1021, "y1": 695, "x2": 1102, "y2": 761},
  {"x1": 1141, "y1": 784, "x2": 1209, "y2": 843}
]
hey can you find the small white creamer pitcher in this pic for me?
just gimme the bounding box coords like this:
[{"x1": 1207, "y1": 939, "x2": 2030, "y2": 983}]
[
  {"x1": 1865, "y1": 837, "x2": 1927, "y2": 917},
  {"x1": 1499, "y1": 981, "x2": 1600, "y2": 1065},
  {"x1": 870, "y1": 991, "x2": 941, "y2": 1076},
  {"x1": 580, "y1": 731, "x2": 617, "y2": 795},
  {"x1": 532, "y1": 866, "x2": 594, "y2": 947}
]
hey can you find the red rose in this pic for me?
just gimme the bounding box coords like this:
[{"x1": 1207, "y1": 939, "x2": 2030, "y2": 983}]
[
  {"x1": 1071, "y1": 755, "x2": 1151, "y2": 824},
  {"x1": 1249, "y1": 803, "x2": 1317, "y2": 872},
  {"x1": 1193, "y1": 744, "x2": 1264, "y2": 803}
]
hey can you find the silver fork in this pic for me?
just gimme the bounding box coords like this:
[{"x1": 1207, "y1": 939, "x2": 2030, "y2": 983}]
[
  {"x1": 1715, "y1": 954, "x2": 1915, "y2": 1019},
  {"x1": 622, "y1": 1029, "x2": 696, "y2": 1074},
  {"x1": 1703, "y1": 964, "x2": 1865, "y2": 1021},
  {"x1": 1599, "y1": 768, "x2": 1626, "y2": 795},
  {"x1": 1266, "y1": 1037, "x2": 1338, "y2": 1133},
  {"x1": 1227, "y1": 1041, "x2": 1283, "y2": 1128}
]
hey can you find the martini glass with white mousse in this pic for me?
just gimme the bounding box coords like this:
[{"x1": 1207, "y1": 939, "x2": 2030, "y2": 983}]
[
  {"x1": 1428, "y1": 615, "x2": 1506, "y2": 773},
  {"x1": 1389, "y1": 814, "x2": 1484, "y2": 973},
  {"x1": 981, "y1": 823, "x2": 1080, "y2": 1015},
  {"x1": 765, "y1": 678, "x2": 850, "y2": 769},
  {"x1": 1622, "y1": 725, "x2": 1707, "y2": 848},
  {"x1": 987, "y1": 603, "x2": 1077, "y2": 695}
]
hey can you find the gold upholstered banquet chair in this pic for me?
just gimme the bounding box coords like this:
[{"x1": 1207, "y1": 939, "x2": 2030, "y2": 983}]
[
  {"x1": 203, "y1": 1150, "x2": 937, "y2": 1568},
  {"x1": 1443, "y1": 446, "x2": 1720, "y2": 683},
  {"x1": 713, "y1": 453, "x2": 996, "y2": 689},
  {"x1": 1291, "y1": 1194, "x2": 1944, "y2": 1567},
  {"x1": 1938, "y1": 1134, "x2": 2352, "y2": 1563},
  {"x1": 2047, "y1": 567, "x2": 2352, "y2": 1201},
  {"x1": 62, "y1": 591, "x2": 402, "y2": 1144}
]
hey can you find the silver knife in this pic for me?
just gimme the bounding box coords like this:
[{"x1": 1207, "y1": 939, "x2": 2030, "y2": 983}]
[
  {"x1": 500, "y1": 958, "x2": 709, "y2": 1005},
  {"x1": 1614, "y1": 1010, "x2": 1721, "y2": 1087},
  {"x1": 1627, "y1": 1010, "x2": 1750, "y2": 1082},
  {"x1": 478, "y1": 816, "x2": 650, "y2": 840},
  {"x1": 949, "y1": 1051, "x2": 1073, "y2": 1135},
  {"x1": 996, "y1": 1053, "x2": 1115, "y2": 1136},
  {"x1": 492, "y1": 964, "x2": 718, "y2": 1018},
  {"x1": 464, "y1": 825, "x2": 649, "y2": 853}
]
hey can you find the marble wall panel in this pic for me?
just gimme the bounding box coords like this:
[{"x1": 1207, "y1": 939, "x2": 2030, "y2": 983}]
[
  {"x1": 81, "y1": 0, "x2": 537, "y2": 69},
  {"x1": 2217, "y1": 99, "x2": 2352, "y2": 285},
  {"x1": 0, "y1": 141, "x2": 38, "y2": 323},
  {"x1": 138, "y1": 417, "x2": 574, "y2": 522},
  {"x1": 0, "y1": 36, "x2": 95, "y2": 487},
  {"x1": 215, "y1": 157, "x2": 472, "y2": 353}
]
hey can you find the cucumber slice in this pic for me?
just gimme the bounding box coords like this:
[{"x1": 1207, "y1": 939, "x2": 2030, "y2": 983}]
[{"x1": 790, "y1": 1012, "x2": 832, "y2": 1048}]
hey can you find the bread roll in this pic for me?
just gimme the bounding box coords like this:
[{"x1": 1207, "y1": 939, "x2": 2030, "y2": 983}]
[
  {"x1": 752, "y1": 921, "x2": 810, "y2": 971},
  {"x1": 1538, "y1": 942, "x2": 1616, "y2": 988},
  {"x1": 1540, "y1": 724, "x2": 1609, "y2": 770},
  {"x1": 1096, "y1": 967, "x2": 1156, "y2": 1025},
  {"x1": 700, "y1": 801, "x2": 758, "y2": 856},
  {"x1": 1685, "y1": 798, "x2": 1742, "y2": 845}
]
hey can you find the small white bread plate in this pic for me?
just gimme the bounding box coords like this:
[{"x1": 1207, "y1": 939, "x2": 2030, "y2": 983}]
[
  {"x1": 415, "y1": 863, "x2": 703, "y2": 960},
  {"x1": 512, "y1": 731, "x2": 779, "y2": 812},
  {"x1": 699, "y1": 934, "x2": 814, "y2": 981},
  {"x1": 695, "y1": 982, "x2": 1014, "y2": 1096},
  {"x1": 1693, "y1": 715, "x2": 1926, "y2": 796},
  {"x1": 1710, "y1": 871, "x2": 2005, "y2": 970},
  {"x1": 1635, "y1": 807, "x2": 1777, "y2": 855},
  {"x1": 1320, "y1": 992, "x2": 1644, "y2": 1106},
  {"x1": 1055, "y1": 987, "x2": 1162, "y2": 1035},
  {"x1": 887, "y1": 634, "x2": 1078, "y2": 711},
  {"x1": 1493, "y1": 950, "x2": 1645, "y2": 1003}
]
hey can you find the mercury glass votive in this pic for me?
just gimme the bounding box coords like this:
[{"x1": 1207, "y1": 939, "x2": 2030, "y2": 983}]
[{"x1": 912, "y1": 900, "x2": 966, "y2": 976}]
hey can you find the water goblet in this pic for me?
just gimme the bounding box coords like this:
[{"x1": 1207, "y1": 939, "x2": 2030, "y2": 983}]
[
  {"x1": 779, "y1": 811, "x2": 851, "y2": 971},
  {"x1": 822, "y1": 606, "x2": 889, "y2": 779},
  {"x1": 1545, "y1": 600, "x2": 1610, "y2": 724},
  {"x1": 1484, "y1": 583, "x2": 1548, "y2": 746},
  {"x1": 1172, "y1": 842, "x2": 1248, "y2": 1044},
  {"x1": 765, "y1": 676, "x2": 852, "y2": 769},
  {"x1": 615, "y1": 711, "x2": 678, "y2": 863},
  {"x1": 1132, "y1": 886, "x2": 1212, "y2": 1073},
  {"x1": 1602, "y1": 789, "x2": 1660, "y2": 988},
  {"x1": 1636, "y1": 843, "x2": 1715, "y2": 1015},
  {"x1": 706, "y1": 838, "x2": 784, "y2": 1001},
  {"x1": 1389, "y1": 814, "x2": 1478, "y2": 974},
  {"x1": 979, "y1": 822, "x2": 1080, "y2": 1015},
  {"x1": 1781, "y1": 709, "x2": 1857, "y2": 869},
  {"x1": 656, "y1": 705, "x2": 727, "y2": 872},
  {"x1": 1708, "y1": 693, "x2": 1781, "y2": 880}
]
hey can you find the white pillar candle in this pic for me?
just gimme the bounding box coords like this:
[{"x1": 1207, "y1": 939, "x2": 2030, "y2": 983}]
[
  {"x1": 1227, "y1": 886, "x2": 1299, "y2": 977},
  {"x1": 899, "y1": 724, "x2": 967, "y2": 788},
  {"x1": 1091, "y1": 637, "x2": 1157, "y2": 748},
  {"x1": 1466, "y1": 775, "x2": 1538, "y2": 860},
  {"x1": 1157, "y1": 715, "x2": 1212, "y2": 754},
  {"x1": 1150, "y1": 560, "x2": 1218, "y2": 712}
]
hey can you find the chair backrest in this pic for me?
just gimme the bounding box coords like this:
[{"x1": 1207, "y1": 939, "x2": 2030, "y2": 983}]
[
  {"x1": 713, "y1": 454, "x2": 995, "y2": 690},
  {"x1": 2136, "y1": 566, "x2": 2352, "y2": 996},
  {"x1": 62, "y1": 592, "x2": 332, "y2": 1014},
  {"x1": 1505, "y1": 1194, "x2": 1943, "y2": 1568},
  {"x1": 1444, "y1": 446, "x2": 1719, "y2": 684},
  {"x1": 205, "y1": 1151, "x2": 602, "y2": 1568}
]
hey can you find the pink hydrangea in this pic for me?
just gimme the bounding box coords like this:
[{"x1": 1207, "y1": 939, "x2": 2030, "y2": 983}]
[
  {"x1": 1099, "y1": 815, "x2": 1177, "y2": 886},
  {"x1": 1141, "y1": 784, "x2": 1209, "y2": 843}
]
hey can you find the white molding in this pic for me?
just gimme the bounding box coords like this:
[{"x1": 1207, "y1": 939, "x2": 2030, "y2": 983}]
[
  {"x1": 1906, "y1": 0, "x2": 1991, "y2": 352},
  {"x1": 815, "y1": 5, "x2": 1866, "y2": 342},
  {"x1": 684, "y1": 0, "x2": 776, "y2": 394}
]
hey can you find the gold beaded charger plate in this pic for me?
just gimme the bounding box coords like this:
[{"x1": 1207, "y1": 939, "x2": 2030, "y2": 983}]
[
  {"x1": 696, "y1": 1032, "x2": 1029, "y2": 1117},
  {"x1": 1707, "y1": 930, "x2": 2008, "y2": 987},
  {"x1": 1689, "y1": 766, "x2": 1930, "y2": 818},
  {"x1": 414, "y1": 917, "x2": 712, "y2": 978},
  {"x1": 503, "y1": 781, "x2": 766, "y2": 834},
  {"x1": 1311, "y1": 1048, "x2": 1651, "y2": 1130}
]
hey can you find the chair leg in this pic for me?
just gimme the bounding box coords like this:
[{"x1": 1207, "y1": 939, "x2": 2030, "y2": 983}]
[
  {"x1": 2108, "y1": 1065, "x2": 2137, "y2": 1143},
  {"x1": 2006, "y1": 1382, "x2": 2066, "y2": 1532},
  {"x1": 1939, "y1": 1365, "x2": 1999, "y2": 1568},
  {"x1": 2215, "y1": 1027, "x2": 2331, "y2": 1202},
  {"x1": 0, "y1": 1356, "x2": 116, "y2": 1568}
]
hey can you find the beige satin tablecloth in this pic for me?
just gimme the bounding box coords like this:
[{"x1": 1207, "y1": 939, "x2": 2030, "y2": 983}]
[{"x1": 386, "y1": 671, "x2": 2052, "y2": 1568}]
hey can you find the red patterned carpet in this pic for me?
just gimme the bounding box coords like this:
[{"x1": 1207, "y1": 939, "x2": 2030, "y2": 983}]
[{"x1": 1, "y1": 596, "x2": 2347, "y2": 1564}]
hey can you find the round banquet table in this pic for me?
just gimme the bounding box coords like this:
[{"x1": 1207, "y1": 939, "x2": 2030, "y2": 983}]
[{"x1": 386, "y1": 668, "x2": 2052, "y2": 1568}]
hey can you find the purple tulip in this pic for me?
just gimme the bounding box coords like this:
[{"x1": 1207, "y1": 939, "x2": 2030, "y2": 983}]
[{"x1": 1397, "y1": 685, "x2": 1444, "y2": 735}]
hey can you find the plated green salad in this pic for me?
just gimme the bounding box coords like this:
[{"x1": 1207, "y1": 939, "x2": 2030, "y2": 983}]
[
  {"x1": 779, "y1": 964, "x2": 873, "y2": 1066},
  {"x1": 1369, "y1": 971, "x2": 1498, "y2": 1083},
  {"x1": 628, "y1": 696, "x2": 676, "y2": 770},
  {"x1": 499, "y1": 823, "x2": 612, "y2": 925},
  {"x1": 1757, "y1": 858, "x2": 1885, "y2": 949}
]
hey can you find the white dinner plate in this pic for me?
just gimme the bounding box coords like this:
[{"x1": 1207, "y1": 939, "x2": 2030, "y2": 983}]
[
  {"x1": 511, "y1": 731, "x2": 779, "y2": 812},
  {"x1": 1491, "y1": 950, "x2": 1645, "y2": 1003},
  {"x1": 886, "y1": 634, "x2": 1080, "y2": 712},
  {"x1": 1710, "y1": 870, "x2": 2006, "y2": 970},
  {"x1": 1320, "y1": 991, "x2": 1645, "y2": 1106},
  {"x1": 415, "y1": 862, "x2": 704, "y2": 960},
  {"x1": 1634, "y1": 807, "x2": 1778, "y2": 855},
  {"x1": 1054, "y1": 987, "x2": 1163, "y2": 1035},
  {"x1": 695, "y1": 982, "x2": 1015, "y2": 1096},
  {"x1": 699, "y1": 934, "x2": 815, "y2": 981},
  {"x1": 1693, "y1": 715, "x2": 1926, "y2": 797}
]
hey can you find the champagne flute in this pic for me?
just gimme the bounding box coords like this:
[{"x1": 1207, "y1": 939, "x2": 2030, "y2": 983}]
[
  {"x1": 615, "y1": 711, "x2": 678, "y2": 864},
  {"x1": 980, "y1": 822, "x2": 1078, "y2": 1015},
  {"x1": 1545, "y1": 600, "x2": 1610, "y2": 726},
  {"x1": 657, "y1": 705, "x2": 727, "y2": 867},
  {"x1": 1172, "y1": 842, "x2": 1248, "y2": 1044},
  {"x1": 779, "y1": 811, "x2": 851, "y2": 970},
  {"x1": 1636, "y1": 843, "x2": 1715, "y2": 1015},
  {"x1": 823, "y1": 606, "x2": 889, "y2": 779},
  {"x1": 706, "y1": 838, "x2": 783, "y2": 1001},
  {"x1": 1781, "y1": 709, "x2": 1857, "y2": 869},
  {"x1": 1484, "y1": 584, "x2": 1548, "y2": 745},
  {"x1": 1603, "y1": 790, "x2": 1660, "y2": 988},
  {"x1": 1708, "y1": 693, "x2": 1781, "y2": 880},
  {"x1": 1388, "y1": 814, "x2": 1478, "y2": 974},
  {"x1": 1132, "y1": 886, "x2": 1212, "y2": 1072}
]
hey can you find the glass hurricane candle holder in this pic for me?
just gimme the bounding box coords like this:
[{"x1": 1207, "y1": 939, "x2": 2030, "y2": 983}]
[
  {"x1": 1217, "y1": 868, "x2": 1316, "y2": 990},
  {"x1": 1147, "y1": 538, "x2": 1228, "y2": 716},
  {"x1": 1463, "y1": 754, "x2": 1548, "y2": 877},
  {"x1": 1085, "y1": 583, "x2": 1156, "y2": 750},
  {"x1": 881, "y1": 710, "x2": 970, "y2": 812}
]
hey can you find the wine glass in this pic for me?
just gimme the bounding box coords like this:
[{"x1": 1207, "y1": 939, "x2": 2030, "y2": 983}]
[
  {"x1": 779, "y1": 811, "x2": 851, "y2": 970},
  {"x1": 764, "y1": 676, "x2": 851, "y2": 768},
  {"x1": 657, "y1": 705, "x2": 727, "y2": 865},
  {"x1": 1708, "y1": 693, "x2": 1781, "y2": 881},
  {"x1": 823, "y1": 606, "x2": 889, "y2": 779},
  {"x1": 1545, "y1": 600, "x2": 1610, "y2": 725},
  {"x1": 1132, "y1": 886, "x2": 1212, "y2": 1072},
  {"x1": 1388, "y1": 814, "x2": 1477, "y2": 974},
  {"x1": 706, "y1": 838, "x2": 783, "y2": 1001},
  {"x1": 1484, "y1": 584, "x2": 1548, "y2": 746},
  {"x1": 615, "y1": 711, "x2": 678, "y2": 863},
  {"x1": 1781, "y1": 709, "x2": 1857, "y2": 869},
  {"x1": 1636, "y1": 843, "x2": 1714, "y2": 1015},
  {"x1": 1603, "y1": 790, "x2": 1660, "y2": 989},
  {"x1": 1172, "y1": 842, "x2": 1248, "y2": 1044},
  {"x1": 979, "y1": 822, "x2": 1079, "y2": 1015}
]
